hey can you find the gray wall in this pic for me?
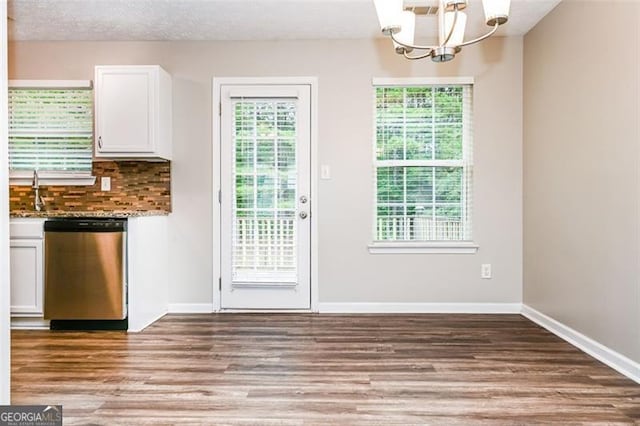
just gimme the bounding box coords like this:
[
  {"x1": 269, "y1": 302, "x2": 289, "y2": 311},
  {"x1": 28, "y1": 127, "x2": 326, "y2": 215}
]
[
  {"x1": 524, "y1": 0, "x2": 640, "y2": 362},
  {"x1": 9, "y1": 37, "x2": 523, "y2": 307}
]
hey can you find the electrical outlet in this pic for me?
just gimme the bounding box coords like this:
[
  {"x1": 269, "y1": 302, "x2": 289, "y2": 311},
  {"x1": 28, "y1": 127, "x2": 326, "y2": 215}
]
[
  {"x1": 101, "y1": 176, "x2": 111, "y2": 191},
  {"x1": 481, "y1": 264, "x2": 492, "y2": 279},
  {"x1": 321, "y1": 165, "x2": 331, "y2": 180}
]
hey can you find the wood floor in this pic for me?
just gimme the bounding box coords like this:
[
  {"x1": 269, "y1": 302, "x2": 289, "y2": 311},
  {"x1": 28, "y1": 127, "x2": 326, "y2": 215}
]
[{"x1": 11, "y1": 314, "x2": 640, "y2": 425}]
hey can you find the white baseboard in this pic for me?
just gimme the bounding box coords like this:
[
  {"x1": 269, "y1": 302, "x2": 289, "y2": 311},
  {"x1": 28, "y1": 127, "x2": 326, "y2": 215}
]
[
  {"x1": 521, "y1": 304, "x2": 640, "y2": 384},
  {"x1": 11, "y1": 317, "x2": 50, "y2": 330},
  {"x1": 318, "y1": 302, "x2": 522, "y2": 314},
  {"x1": 167, "y1": 303, "x2": 214, "y2": 314}
]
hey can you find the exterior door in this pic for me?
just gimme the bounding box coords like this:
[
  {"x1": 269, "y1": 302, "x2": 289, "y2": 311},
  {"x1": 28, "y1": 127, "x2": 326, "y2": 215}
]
[{"x1": 220, "y1": 84, "x2": 311, "y2": 309}]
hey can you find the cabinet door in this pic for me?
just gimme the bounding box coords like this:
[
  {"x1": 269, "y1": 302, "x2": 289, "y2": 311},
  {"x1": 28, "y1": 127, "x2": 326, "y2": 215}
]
[
  {"x1": 10, "y1": 239, "x2": 43, "y2": 316},
  {"x1": 95, "y1": 67, "x2": 156, "y2": 154}
]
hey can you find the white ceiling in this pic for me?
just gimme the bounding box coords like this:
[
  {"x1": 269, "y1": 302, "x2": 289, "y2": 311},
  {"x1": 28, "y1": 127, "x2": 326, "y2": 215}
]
[{"x1": 7, "y1": 0, "x2": 561, "y2": 41}]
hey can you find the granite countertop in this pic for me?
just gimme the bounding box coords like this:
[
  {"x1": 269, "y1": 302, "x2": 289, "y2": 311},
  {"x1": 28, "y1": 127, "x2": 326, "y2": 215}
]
[{"x1": 10, "y1": 210, "x2": 170, "y2": 218}]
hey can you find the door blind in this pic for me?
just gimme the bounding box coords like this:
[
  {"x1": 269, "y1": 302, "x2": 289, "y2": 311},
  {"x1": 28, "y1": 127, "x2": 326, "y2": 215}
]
[
  {"x1": 374, "y1": 84, "x2": 473, "y2": 241},
  {"x1": 231, "y1": 99, "x2": 298, "y2": 283},
  {"x1": 8, "y1": 88, "x2": 93, "y2": 173}
]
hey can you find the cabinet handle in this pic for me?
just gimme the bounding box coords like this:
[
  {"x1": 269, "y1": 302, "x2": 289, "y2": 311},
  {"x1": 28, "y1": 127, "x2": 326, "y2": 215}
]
[{"x1": 98, "y1": 136, "x2": 103, "y2": 149}]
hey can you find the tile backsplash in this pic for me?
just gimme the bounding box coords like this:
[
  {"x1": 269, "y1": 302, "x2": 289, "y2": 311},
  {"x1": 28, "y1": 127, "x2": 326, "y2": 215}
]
[{"x1": 9, "y1": 161, "x2": 171, "y2": 214}]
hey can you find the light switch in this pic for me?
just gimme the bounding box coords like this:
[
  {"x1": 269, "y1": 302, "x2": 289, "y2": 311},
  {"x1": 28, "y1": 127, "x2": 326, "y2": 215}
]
[
  {"x1": 101, "y1": 176, "x2": 111, "y2": 191},
  {"x1": 321, "y1": 165, "x2": 331, "y2": 180},
  {"x1": 481, "y1": 264, "x2": 492, "y2": 279}
]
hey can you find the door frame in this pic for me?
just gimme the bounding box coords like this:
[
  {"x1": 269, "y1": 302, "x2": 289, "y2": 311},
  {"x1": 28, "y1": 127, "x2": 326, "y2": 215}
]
[
  {"x1": 212, "y1": 77, "x2": 319, "y2": 312},
  {"x1": 0, "y1": 0, "x2": 10, "y2": 404}
]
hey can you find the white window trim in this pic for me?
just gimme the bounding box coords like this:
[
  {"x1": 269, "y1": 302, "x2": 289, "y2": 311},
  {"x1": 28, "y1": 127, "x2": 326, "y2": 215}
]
[
  {"x1": 372, "y1": 77, "x2": 474, "y2": 87},
  {"x1": 9, "y1": 80, "x2": 92, "y2": 89},
  {"x1": 368, "y1": 241, "x2": 479, "y2": 254},
  {"x1": 9, "y1": 171, "x2": 96, "y2": 186},
  {"x1": 8, "y1": 80, "x2": 95, "y2": 186},
  {"x1": 370, "y1": 77, "x2": 478, "y2": 254}
]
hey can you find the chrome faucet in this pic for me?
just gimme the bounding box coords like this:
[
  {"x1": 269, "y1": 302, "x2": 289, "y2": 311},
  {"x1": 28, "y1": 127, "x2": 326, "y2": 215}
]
[{"x1": 32, "y1": 170, "x2": 46, "y2": 212}]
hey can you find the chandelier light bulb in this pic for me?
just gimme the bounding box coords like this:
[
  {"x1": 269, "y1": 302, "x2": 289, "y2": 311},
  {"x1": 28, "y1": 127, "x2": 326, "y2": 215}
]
[
  {"x1": 439, "y1": 10, "x2": 467, "y2": 47},
  {"x1": 482, "y1": 0, "x2": 511, "y2": 26},
  {"x1": 393, "y1": 11, "x2": 416, "y2": 53},
  {"x1": 373, "y1": 0, "x2": 404, "y2": 35}
]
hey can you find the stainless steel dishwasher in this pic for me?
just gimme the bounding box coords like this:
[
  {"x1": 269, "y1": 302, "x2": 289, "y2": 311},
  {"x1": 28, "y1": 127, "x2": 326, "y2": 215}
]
[{"x1": 44, "y1": 218, "x2": 127, "y2": 329}]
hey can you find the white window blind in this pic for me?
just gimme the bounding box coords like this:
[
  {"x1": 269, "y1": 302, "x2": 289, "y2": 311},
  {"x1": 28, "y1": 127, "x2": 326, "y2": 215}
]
[
  {"x1": 8, "y1": 88, "x2": 93, "y2": 173},
  {"x1": 374, "y1": 84, "x2": 473, "y2": 242},
  {"x1": 231, "y1": 99, "x2": 298, "y2": 283}
]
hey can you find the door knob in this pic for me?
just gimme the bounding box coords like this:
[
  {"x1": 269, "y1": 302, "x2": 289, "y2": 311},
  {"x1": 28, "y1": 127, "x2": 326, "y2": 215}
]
[
  {"x1": 299, "y1": 195, "x2": 308, "y2": 204},
  {"x1": 299, "y1": 211, "x2": 308, "y2": 219}
]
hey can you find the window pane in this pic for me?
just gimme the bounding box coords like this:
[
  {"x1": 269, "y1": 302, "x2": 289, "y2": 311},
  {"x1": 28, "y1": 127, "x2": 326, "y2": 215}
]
[
  {"x1": 434, "y1": 86, "x2": 463, "y2": 160},
  {"x1": 277, "y1": 103, "x2": 296, "y2": 137},
  {"x1": 277, "y1": 138, "x2": 296, "y2": 171},
  {"x1": 377, "y1": 167, "x2": 404, "y2": 204},
  {"x1": 277, "y1": 173, "x2": 296, "y2": 209},
  {"x1": 235, "y1": 138, "x2": 254, "y2": 174},
  {"x1": 376, "y1": 87, "x2": 405, "y2": 160},
  {"x1": 235, "y1": 103, "x2": 255, "y2": 137},
  {"x1": 434, "y1": 87, "x2": 463, "y2": 123},
  {"x1": 256, "y1": 103, "x2": 275, "y2": 137},
  {"x1": 405, "y1": 87, "x2": 433, "y2": 160},
  {"x1": 435, "y1": 167, "x2": 462, "y2": 204},
  {"x1": 434, "y1": 124, "x2": 462, "y2": 160},
  {"x1": 256, "y1": 175, "x2": 275, "y2": 209},
  {"x1": 406, "y1": 167, "x2": 433, "y2": 205},
  {"x1": 376, "y1": 205, "x2": 406, "y2": 241},
  {"x1": 256, "y1": 139, "x2": 275, "y2": 171},
  {"x1": 235, "y1": 175, "x2": 254, "y2": 209}
]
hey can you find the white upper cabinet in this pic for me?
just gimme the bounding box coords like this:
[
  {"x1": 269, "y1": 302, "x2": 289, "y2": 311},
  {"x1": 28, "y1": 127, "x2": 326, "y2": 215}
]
[{"x1": 95, "y1": 65, "x2": 172, "y2": 160}]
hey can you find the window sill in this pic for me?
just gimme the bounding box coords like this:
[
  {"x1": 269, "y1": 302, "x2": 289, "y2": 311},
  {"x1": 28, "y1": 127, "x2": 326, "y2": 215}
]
[
  {"x1": 368, "y1": 241, "x2": 479, "y2": 254},
  {"x1": 10, "y1": 172, "x2": 96, "y2": 187}
]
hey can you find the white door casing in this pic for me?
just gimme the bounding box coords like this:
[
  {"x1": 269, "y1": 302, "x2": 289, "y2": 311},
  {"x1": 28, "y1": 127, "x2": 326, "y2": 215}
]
[
  {"x1": 220, "y1": 84, "x2": 312, "y2": 310},
  {"x1": 0, "y1": 0, "x2": 10, "y2": 404}
]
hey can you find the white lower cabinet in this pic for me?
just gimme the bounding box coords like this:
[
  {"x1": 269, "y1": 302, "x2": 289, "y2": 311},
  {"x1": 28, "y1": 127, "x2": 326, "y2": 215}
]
[
  {"x1": 9, "y1": 219, "x2": 45, "y2": 318},
  {"x1": 10, "y1": 239, "x2": 43, "y2": 316}
]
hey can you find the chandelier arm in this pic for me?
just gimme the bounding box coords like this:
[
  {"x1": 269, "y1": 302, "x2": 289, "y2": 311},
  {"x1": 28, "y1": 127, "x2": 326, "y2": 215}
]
[
  {"x1": 456, "y1": 22, "x2": 500, "y2": 48},
  {"x1": 389, "y1": 31, "x2": 437, "y2": 51},
  {"x1": 403, "y1": 50, "x2": 434, "y2": 60},
  {"x1": 440, "y1": 7, "x2": 459, "y2": 48}
]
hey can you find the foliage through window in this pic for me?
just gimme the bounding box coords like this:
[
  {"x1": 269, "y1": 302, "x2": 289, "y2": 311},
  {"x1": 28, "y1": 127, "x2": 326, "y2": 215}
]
[
  {"x1": 8, "y1": 87, "x2": 93, "y2": 174},
  {"x1": 374, "y1": 84, "x2": 473, "y2": 242}
]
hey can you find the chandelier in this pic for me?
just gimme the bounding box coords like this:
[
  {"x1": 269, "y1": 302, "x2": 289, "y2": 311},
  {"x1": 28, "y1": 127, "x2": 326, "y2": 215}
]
[{"x1": 373, "y1": 0, "x2": 511, "y2": 63}]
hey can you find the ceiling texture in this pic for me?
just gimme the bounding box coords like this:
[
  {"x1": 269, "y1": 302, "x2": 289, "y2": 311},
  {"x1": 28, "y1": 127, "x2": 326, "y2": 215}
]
[{"x1": 7, "y1": 0, "x2": 561, "y2": 41}]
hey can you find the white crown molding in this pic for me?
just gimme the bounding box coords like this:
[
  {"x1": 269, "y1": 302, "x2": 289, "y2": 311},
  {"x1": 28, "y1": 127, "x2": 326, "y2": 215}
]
[{"x1": 521, "y1": 304, "x2": 640, "y2": 385}]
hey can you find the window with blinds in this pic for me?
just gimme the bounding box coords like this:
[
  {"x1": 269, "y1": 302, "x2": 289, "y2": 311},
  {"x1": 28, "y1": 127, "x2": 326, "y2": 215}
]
[
  {"x1": 8, "y1": 88, "x2": 93, "y2": 174},
  {"x1": 232, "y1": 99, "x2": 298, "y2": 283},
  {"x1": 374, "y1": 84, "x2": 473, "y2": 242}
]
